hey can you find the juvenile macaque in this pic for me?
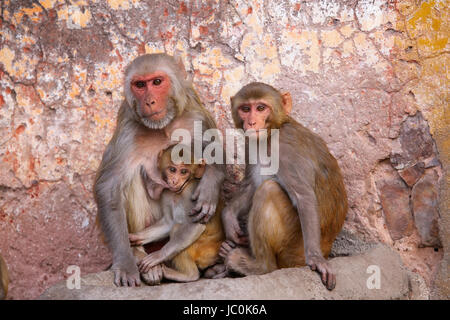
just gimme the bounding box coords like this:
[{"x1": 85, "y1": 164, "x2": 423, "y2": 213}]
[
  {"x1": 128, "y1": 146, "x2": 224, "y2": 284},
  {"x1": 94, "y1": 54, "x2": 224, "y2": 286},
  {"x1": 216, "y1": 82, "x2": 347, "y2": 290},
  {"x1": 0, "y1": 254, "x2": 8, "y2": 300}
]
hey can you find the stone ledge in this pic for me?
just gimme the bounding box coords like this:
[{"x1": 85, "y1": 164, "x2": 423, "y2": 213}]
[{"x1": 39, "y1": 245, "x2": 421, "y2": 300}]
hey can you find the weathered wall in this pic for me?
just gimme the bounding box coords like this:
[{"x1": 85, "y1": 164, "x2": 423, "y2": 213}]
[{"x1": 0, "y1": 0, "x2": 447, "y2": 299}]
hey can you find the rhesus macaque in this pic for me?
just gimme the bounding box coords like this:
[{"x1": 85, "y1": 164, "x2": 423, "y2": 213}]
[
  {"x1": 94, "y1": 54, "x2": 224, "y2": 287},
  {"x1": 128, "y1": 146, "x2": 224, "y2": 284},
  {"x1": 215, "y1": 82, "x2": 347, "y2": 290},
  {"x1": 0, "y1": 254, "x2": 8, "y2": 300}
]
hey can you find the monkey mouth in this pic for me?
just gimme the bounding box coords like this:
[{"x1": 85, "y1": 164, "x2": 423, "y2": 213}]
[
  {"x1": 170, "y1": 179, "x2": 190, "y2": 194},
  {"x1": 146, "y1": 110, "x2": 165, "y2": 119}
]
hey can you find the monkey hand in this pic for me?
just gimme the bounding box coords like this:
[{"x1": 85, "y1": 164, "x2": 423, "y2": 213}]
[
  {"x1": 306, "y1": 254, "x2": 336, "y2": 290},
  {"x1": 219, "y1": 240, "x2": 236, "y2": 259},
  {"x1": 138, "y1": 250, "x2": 166, "y2": 274},
  {"x1": 129, "y1": 233, "x2": 145, "y2": 246},
  {"x1": 141, "y1": 264, "x2": 164, "y2": 286},
  {"x1": 111, "y1": 258, "x2": 141, "y2": 287},
  {"x1": 190, "y1": 176, "x2": 220, "y2": 224},
  {"x1": 223, "y1": 210, "x2": 248, "y2": 246}
]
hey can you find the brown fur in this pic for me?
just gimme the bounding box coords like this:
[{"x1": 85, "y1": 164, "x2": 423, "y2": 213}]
[
  {"x1": 170, "y1": 198, "x2": 225, "y2": 279},
  {"x1": 223, "y1": 82, "x2": 347, "y2": 290},
  {"x1": 159, "y1": 147, "x2": 225, "y2": 282},
  {"x1": 94, "y1": 54, "x2": 224, "y2": 287}
]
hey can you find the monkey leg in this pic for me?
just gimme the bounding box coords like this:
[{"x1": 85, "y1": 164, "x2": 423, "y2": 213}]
[
  {"x1": 226, "y1": 180, "x2": 304, "y2": 275},
  {"x1": 163, "y1": 250, "x2": 200, "y2": 282}
]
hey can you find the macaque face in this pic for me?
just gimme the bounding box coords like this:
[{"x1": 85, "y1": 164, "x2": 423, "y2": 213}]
[
  {"x1": 163, "y1": 163, "x2": 192, "y2": 192},
  {"x1": 237, "y1": 101, "x2": 272, "y2": 132},
  {"x1": 130, "y1": 72, "x2": 171, "y2": 122}
]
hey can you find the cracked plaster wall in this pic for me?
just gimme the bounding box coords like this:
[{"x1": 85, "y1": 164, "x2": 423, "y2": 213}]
[{"x1": 0, "y1": 0, "x2": 448, "y2": 299}]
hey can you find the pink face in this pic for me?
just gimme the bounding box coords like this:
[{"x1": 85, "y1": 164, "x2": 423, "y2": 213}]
[
  {"x1": 237, "y1": 101, "x2": 272, "y2": 131},
  {"x1": 164, "y1": 163, "x2": 192, "y2": 192},
  {"x1": 130, "y1": 72, "x2": 171, "y2": 121}
]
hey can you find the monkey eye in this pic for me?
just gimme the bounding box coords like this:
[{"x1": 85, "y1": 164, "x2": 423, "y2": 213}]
[
  {"x1": 169, "y1": 166, "x2": 176, "y2": 173},
  {"x1": 180, "y1": 169, "x2": 188, "y2": 175},
  {"x1": 153, "y1": 78, "x2": 162, "y2": 86},
  {"x1": 256, "y1": 104, "x2": 266, "y2": 112},
  {"x1": 239, "y1": 105, "x2": 250, "y2": 113},
  {"x1": 134, "y1": 81, "x2": 146, "y2": 88}
]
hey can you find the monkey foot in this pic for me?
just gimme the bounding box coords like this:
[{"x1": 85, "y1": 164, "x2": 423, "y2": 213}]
[
  {"x1": 203, "y1": 264, "x2": 228, "y2": 279},
  {"x1": 219, "y1": 240, "x2": 236, "y2": 260},
  {"x1": 224, "y1": 248, "x2": 249, "y2": 276},
  {"x1": 141, "y1": 264, "x2": 164, "y2": 286},
  {"x1": 307, "y1": 255, "x2": 336, "y2": 290}
]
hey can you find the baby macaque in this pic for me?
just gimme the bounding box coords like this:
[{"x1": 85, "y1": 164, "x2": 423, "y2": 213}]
[{"x1": 129, "y1": 146, "x2": 224, "y2": 284}]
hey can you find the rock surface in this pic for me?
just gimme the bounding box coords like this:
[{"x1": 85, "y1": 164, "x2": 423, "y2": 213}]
[
  {"x1": 39, "y1": 245, "x2": 418, "y2": 300},
  {"x1": 412, "y1": 171, "x2": 442, "y2": 248}
]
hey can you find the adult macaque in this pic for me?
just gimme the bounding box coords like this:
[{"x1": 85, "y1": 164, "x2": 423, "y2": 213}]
[
  {"x1": 128, "y1": 146, "x2": 224, "y2": 284},
  {"x1": 94, "y1": 54, "x2": 224, "y2": 286},
  {"x1": 217, "y1": 82, "x2": 347, "y2": 290},
  {"x1": 0, "y1": 254, "x2": 8, "y2": 300}
]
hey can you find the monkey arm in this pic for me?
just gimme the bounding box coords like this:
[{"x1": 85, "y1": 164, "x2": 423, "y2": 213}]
[
  {"x1": 129, "y1": 216, "x2": 173, "y2": 246},
  {"x1": 94, "y1": 108, "x2": 142, "y2": 287},
  {"x1": 183, "y1": 110, "x2": 225, "y2": 223},
  {"x1": 276, "y1": 139, "x2": 336, "y2": 289},
  {"x1": 95, "y1": 171, "x2": 141, "y2": 286},
  {"x1": 190, "y1": 164, "x2": 224, "y2": 221},
  {"x1": 138, "y1": 223, "x2": 206, "y2": 272},
  {"x1": 276, "y1": 148, "x2": 322, "y2": 257},
  {"x1": 221, "y1": 181, "x2": 255, "y2": 245}
]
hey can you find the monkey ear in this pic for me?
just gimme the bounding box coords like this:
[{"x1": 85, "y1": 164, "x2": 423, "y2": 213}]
[
  {"x1": 194, "y1": 159, "x2": 206, "y2": 179},
  {"x1": 281, "y1": 92, "x2": 292, "y2": 115},
  {"x1": 174, "y1": 55, "x2": 188, "y2": 79}
]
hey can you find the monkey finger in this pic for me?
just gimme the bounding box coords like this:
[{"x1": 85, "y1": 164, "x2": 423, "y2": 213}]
[
  {"x1": 219, "y1": 248, "x2": 228, "y2": 259},
  {"x1": 320, "y1": 267, "x2": 327, "y2": 286},
  {"x1": 192, "y1": 205, "x2": 210, "y2": 223},
  {"x1": 327, "y1": 273, "x2": 336, "y2": 290},
  {"x1": 134, "y1": 277, "x2": 141, "y2": 287},
  {"x1": 120, "y1": 273, "x2": 129, "y2": 287},
  {"x1": 221, "y1": 241, "x2": 234, "y2": 253},
  {"x1": 190, "y1": 201, "x2": 203, "y2": 215},
  {"x1": 127, "y1": 277, "x2": 137, "y2": 287},
  {"x1": 158, "y1": 265, "x2": 163, "y2": 281},
  {"x1": 206, "y1": 204, "x2": 217, "y2": 220},
  {"x1": 200, "y1": 204, "x2": 211, "y2": 218},
  {"x1": 139, "y1": 262, "x2": 149, "y2": 274},
  {"x1": 226, "y1": 240, "x2": 236, "y2": 248},
  {"x1": 152, "y1": 267, "x2": 162, "y2": 285},
  {"x1": 113, "y1": 271, "x2": 121, "y2": 287}
]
